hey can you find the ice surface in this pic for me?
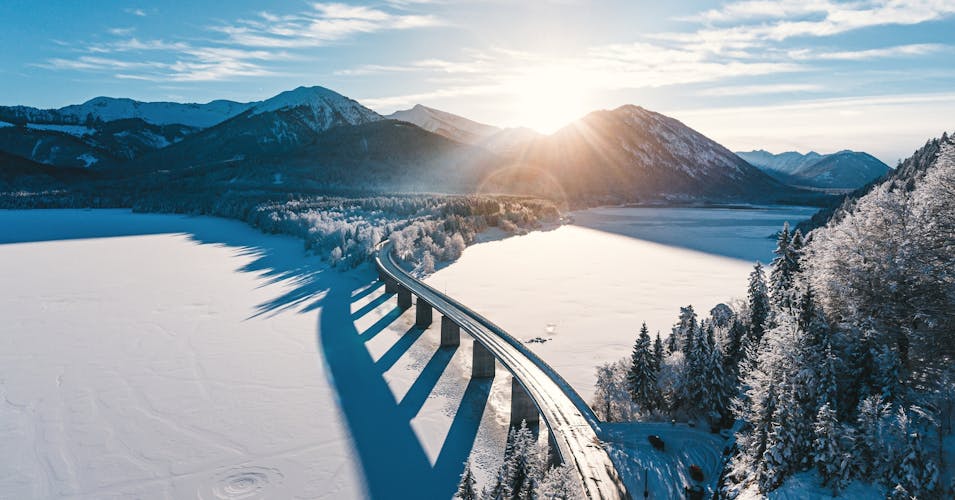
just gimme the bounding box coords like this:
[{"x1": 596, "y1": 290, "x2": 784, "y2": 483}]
[
  {"x1": 0, "y1": 210, "x2": 508, "y2": 499},
  {"x1": 426, "y1": 206, "x2": 814, "y2": 402}
]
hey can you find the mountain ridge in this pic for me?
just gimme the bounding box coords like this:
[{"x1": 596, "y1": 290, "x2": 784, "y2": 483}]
[{"x1": 737, "y1": 149, "x2": 890, "y2": 190}]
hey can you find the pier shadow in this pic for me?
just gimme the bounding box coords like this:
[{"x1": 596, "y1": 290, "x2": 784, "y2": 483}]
[{"x1": 1, "y1": 210, "x2": 495, "y2": 500}]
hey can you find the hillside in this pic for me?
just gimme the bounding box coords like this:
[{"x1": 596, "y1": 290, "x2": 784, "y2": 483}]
[
  {"x1": 797, "y1": 132, "x2": 953, "y2": 233},
  {"x1": 499, "y1": 105, "x2": 798, "y2": 204},
  {"x1": 737, "y1": 149, "x2": 890, "y2": 190}
]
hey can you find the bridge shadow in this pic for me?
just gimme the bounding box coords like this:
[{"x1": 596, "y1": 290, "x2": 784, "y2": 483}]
[
  {"x1": 321, "y1": 282, "x2": 491, "y2": 499},
  {"x1": 5, "y1": 210, "x2": 495, "y2": 499}
]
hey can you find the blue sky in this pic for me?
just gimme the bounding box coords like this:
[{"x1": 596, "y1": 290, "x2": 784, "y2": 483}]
[{"x1": 2, "y1": 0, "x2": 954, "y2": 163}]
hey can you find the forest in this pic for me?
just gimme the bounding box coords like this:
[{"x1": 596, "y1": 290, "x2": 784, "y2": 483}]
[{"x1": 591, "y1": 133, "x2": 955, "y2": 498}]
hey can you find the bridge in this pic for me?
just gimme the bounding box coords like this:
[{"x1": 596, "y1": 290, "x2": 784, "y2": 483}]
[{"x1": 375, "y1": 241, "x2": 630, "y2": 500}]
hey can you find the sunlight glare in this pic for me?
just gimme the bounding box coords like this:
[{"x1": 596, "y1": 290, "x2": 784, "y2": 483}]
[{"x1": 504, "y1": 65, "x2": 595, "y2": 134}]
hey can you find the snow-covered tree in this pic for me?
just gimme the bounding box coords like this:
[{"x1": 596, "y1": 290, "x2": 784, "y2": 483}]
[
  {"x1": 671, "y1": 305, "x2": 698, "y2": 353},
  {"x1": 537, "y1": 465, "x2": 581, "y2": 500},
  {"x1": 813, "y1": 402, "x2": 851, "y2": 494},
  {"x1": 627, "y1": 323, "x2": 661, "y2": 413},
  {"x1": 457, "y1": 461, "x2": 478, "y2": 500},
  {"x1": 769, "y1": 222, "x2": 800, "y2": 314},
  {"x1": 592, "y1": 360, "x2": 638, "y2": 422},
  {"x1": 652, "y1": 332, "x2": 664, "y2": 373},
  {"x1": 746, "y1": 262, "x2": 770, "y2": 347}
]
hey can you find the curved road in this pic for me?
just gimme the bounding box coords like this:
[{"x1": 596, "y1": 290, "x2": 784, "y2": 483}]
[{"x1": 376, "y1": 242, "x2": 630, "y2": 500}]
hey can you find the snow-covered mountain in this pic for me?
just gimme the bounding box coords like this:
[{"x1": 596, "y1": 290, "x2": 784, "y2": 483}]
[
  {"x1": 386, "y1": 104, "x2": 541, "y2": 154},
  {"x1": 1, "y1": 97, "x2": 251, "y2": 129},
  {"x1": 736, "y1": 150, "x2": 825, "y2": 176},
  {"x1": 130, "y1": 86, "x2": 384, "y2": 170},
  {"x1": 387, "y1": 104, "x2": 499, "y2": 144},
  {"x1": 59, "y1": 97, "x2": 253, "y2": 128},
  {"x1": 737, "y1": 149, "x2": 890, "y2": 190},
  {"x1": 249, "y1": 86, "x2": 382, "y2": 133},
  {"x1": 495, "y1": 105, "x2": 793, "y2": 203}
]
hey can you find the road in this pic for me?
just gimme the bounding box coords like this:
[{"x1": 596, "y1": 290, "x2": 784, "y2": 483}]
[{"x1": 376, "y1": 242, "x2": 630, "y2": 500}]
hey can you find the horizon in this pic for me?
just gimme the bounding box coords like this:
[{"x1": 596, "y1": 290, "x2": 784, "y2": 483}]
[{"x1": 3, "y1": 1, "x2": 955, "y2": 164}]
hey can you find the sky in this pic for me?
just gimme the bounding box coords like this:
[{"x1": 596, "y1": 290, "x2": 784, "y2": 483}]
[{"x1": 1, "y1": 0, "x2": 954, "y2": 164}]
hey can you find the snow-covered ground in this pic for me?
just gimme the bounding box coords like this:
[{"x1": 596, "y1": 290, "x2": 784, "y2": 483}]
[
  {"x1": 0, "y1": 209, "x2": 511, "y2": 499},
  {"x1": 601, "y1": 422, "x2": 725, "y2": 498},
  {"x1": 425, "y1": 205, "x2": 814, "y2": 403}
]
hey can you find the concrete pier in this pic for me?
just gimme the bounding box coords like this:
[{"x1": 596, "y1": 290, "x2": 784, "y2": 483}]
[
  {"x1": 397, "y1": 287, "x2": 412, "y2": 309},
  {"x1": 472, "y1": 341, "x2": 495, "y2": 378},
  {"x1": 385, "y1": 277, "x2": 398, "y2": 294},
  {"x1": 440, "y1": 316, "x2": 460, "y2": 347},
  {"x1": 510, "y1": 377, "x2": 540, "y2": 426},
  {"x1": 416, "y1": 300, "x2": 433, "y2": 327}
]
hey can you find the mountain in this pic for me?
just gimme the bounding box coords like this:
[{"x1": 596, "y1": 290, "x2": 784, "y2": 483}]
[
  {"x1": 0, "y1": 117, "x2": 195, "y2": 167},
  {"x1": 737, "y1": 149, "x2": 890, "y2": 190},
  {"x1": 0, "y1": 150, "x2": 93, "y2": 190},
  {"x1": 386, "y1": 104, "x2": 541, "y2": 154},
  {"x1": 126, "y1": 86, "x2": 384, "y2": 172},
  {"x1": 736, "y1": 150, "x2": 825, "y2": 175},
  {"x1": 155, "y1": 119, "x2": 502, "y2": 194},
  {"x1": 798, "y1": 131, "x2": 953, "y2": 233},
  {"x1": 1, "y1": 97, "x2": 252, "y2": 130},
  {"x1": 387, "y1": 104, "x2": 499, "y2": 144},
  {"x1": 495, "y1": 105, "x2": 795, "y2": 203}
]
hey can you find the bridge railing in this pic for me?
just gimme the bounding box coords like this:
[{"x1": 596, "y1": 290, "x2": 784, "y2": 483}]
[{"x1": 375, "y1": 241, "x2": 600, "y2": 427}]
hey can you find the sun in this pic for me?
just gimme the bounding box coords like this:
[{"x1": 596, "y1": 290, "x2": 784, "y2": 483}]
[{"x1": 503, "y1": 65, "x2": 596, "y2": 134}]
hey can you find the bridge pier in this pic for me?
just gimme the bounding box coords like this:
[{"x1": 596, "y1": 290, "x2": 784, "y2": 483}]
[
  {"x1": 472, "y1": 341, "x2": 495, "y2": 378},
  {"x1": 440, "y1": 316, "x2": 460, "y2": 347},
  {"x1": 397, "y1": 287, "x2": 413, "y2": 309},
  {"x1": 510, "y1": 377, "x2": 540, "y2": 426},
  {"x1": 416, "y1": 300, "x2": 432, "y2": 327},
  {"x1": 385, "y1": 277, "x2": 398, "y2": 294}
]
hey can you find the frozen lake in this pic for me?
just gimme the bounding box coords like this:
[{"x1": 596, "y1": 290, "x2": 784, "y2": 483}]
[
  {"x1": 0, "y1": 206, "x2": 815, "y2": 498},
  {"x1": 426, "y1": 205, "x2": 816, "y2": 402},
  {"x1": 0, "y1": 209, "x2": 508, "y2": 499}
]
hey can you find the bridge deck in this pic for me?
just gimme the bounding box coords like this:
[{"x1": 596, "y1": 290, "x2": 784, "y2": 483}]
[{"x1": 376, "y1": 242, "x2": 630, "y2": 500}]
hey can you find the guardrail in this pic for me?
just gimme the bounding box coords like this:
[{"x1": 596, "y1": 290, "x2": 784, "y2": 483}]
[{"x1": 375, "y1": 241, "x2": 630, "y2": 500}]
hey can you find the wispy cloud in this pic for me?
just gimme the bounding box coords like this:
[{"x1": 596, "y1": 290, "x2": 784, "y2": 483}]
[
  {"x1": 213, "y1": 2, "x2": 442, "y2": 48},
  {"x1": 697, "y1": 83, "x2": 824, "y2": 97},
  {"x1": 42, "y1": 2, "x2": 440, "y2": 82},
  {"x1": 789, "y1": 43, "x2": 949, "y2": 61},
  {"x1": 673, "y1": 0, "x2": 955, "y2": 48}
]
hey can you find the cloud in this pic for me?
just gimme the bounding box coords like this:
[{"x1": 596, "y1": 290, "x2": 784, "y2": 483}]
[
  {"x1": 697, "y1": 83, "x2": 824, "y2": 96},
  {"x1": 789, "y1": 43, "x2": 949, "y2": 61},
  {"x1": 107, "y1": 27, "x2": 136, "y2": 37},
  {"x1": 213, "y1": 2, "x2": 442, "y2": 48},
  {"x1": 674, "y1": 0, "x2": 955, "y2": 47},
  {"x1": 42, "y1": 2, "x2": 439, "y2": 82},
  {"x1": 123, "y1": 8, "x2": 147, "y2": 17}
]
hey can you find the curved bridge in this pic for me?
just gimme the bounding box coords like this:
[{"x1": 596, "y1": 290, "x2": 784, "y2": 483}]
[{"x1": 375, "y1": 242, "x2": 630, "y2": 500}]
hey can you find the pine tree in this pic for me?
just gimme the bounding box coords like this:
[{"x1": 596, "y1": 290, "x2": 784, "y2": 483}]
[
  {"x1": 725, "y1": 319, "x2": 747, "y2": 368},
  {"x1": 457, "y1": 460, "x2": 478, "y2": 500},
  {"x1": 746, "y1": 262, "x2": 770, "y2": 346},
  {"x1": 490, "y1": 421, "x2": 545, "y2": 500},
  {"x1": 627, "y1": 323, "x2": 660, "y2": 413},
  {"x1": 813, "y1": 402, "x2": 847, "y2": 494},
  {"x1": 892, "y1": 429, "x2": 940, "y2": 498},
  {"x1": 769, "y1": 222, "x2": 799, "y2": 314},
  {"x1": 537, "y1": 465, "x2": 578, "y2": 499},
  {"x1": 653, "y1": 332, "x2": 664, "y2": 372},
  {"x1": 671, "y1": 305, "x2": 697, "y2": 353}
]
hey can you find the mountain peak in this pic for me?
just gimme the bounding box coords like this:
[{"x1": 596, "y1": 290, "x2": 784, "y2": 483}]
[
  {"x1": 386, "y1": 104, "x2": 498, "y2": 145},
  {"x1": 248, "y1": 85, "x2": 381, "y2": 132}
]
